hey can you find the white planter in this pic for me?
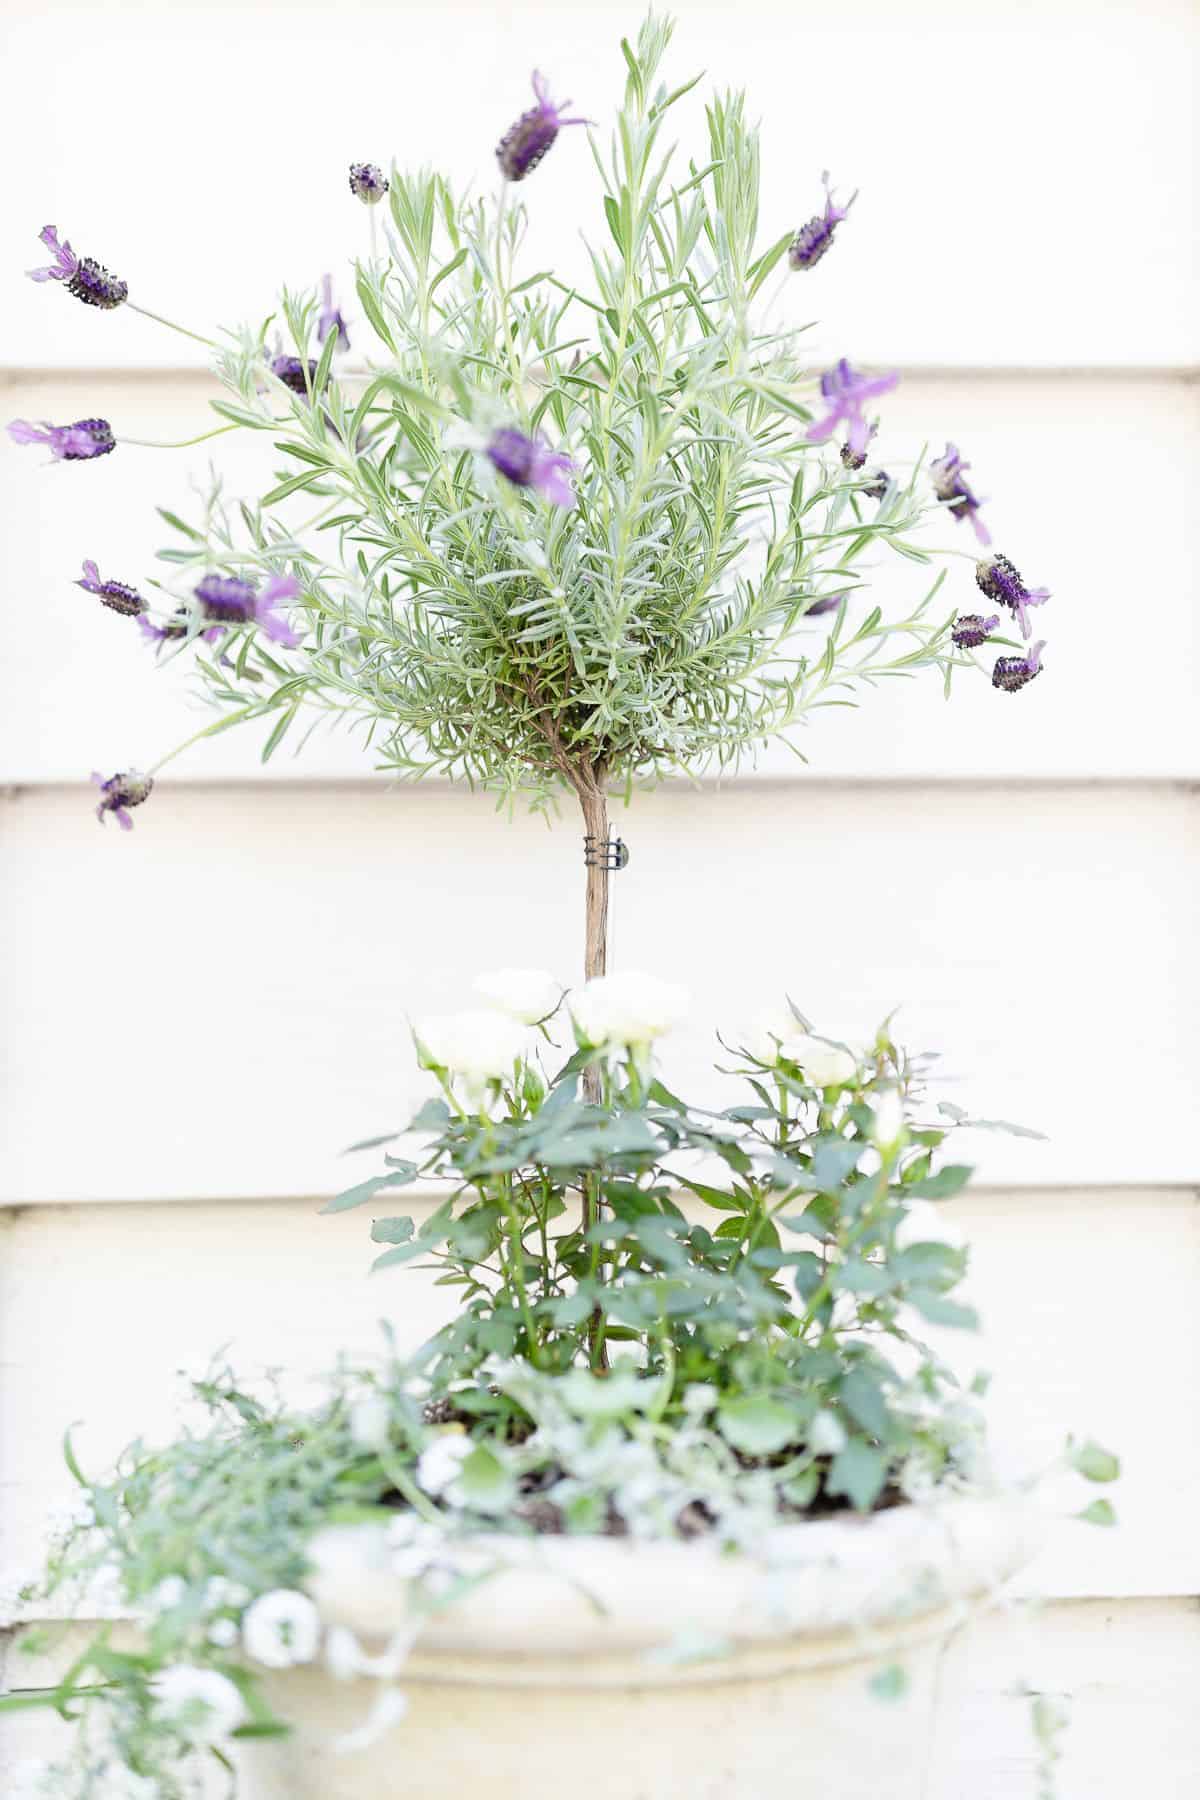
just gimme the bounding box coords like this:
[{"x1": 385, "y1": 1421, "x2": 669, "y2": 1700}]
[{"x1": 232, "y1": 1493, "x2": 1041, "y2": 1800}]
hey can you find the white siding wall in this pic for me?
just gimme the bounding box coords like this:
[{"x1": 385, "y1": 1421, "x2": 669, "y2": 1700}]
[{"x1": 2, "y1": 0, "x2": 1197, "y2": 1792}]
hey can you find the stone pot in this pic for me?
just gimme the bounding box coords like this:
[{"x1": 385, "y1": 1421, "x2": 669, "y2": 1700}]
[{"x1": 233, "y1": 1492, "x2": 1041, "y2": 1800}]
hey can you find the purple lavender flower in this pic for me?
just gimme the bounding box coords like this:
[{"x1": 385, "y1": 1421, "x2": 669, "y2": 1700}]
[
  {"x1": 76, "y1": 559, "x2": 146, "y2": 618},
  {"x1": 840, "y1": 423, "x2": 877, "y2": 472},
  {"x1": 269, "y1": 353, "x2": 321, "y2": 397},
  {"x1": 496, "y1": 71, "x2": 589, "y2": 182},
  {"x1": 992, "y1": 640, "x2": 1045, "y2": 693},
  {"x1": 26, "y1": 225, "x2": 127, "y2": 310},
  {"x1": 788, "y1": 173, "x2": 856, "y2": 272},
  {"x1": 951, "y1": 612, "x2": 1000, "y2": 649},
  {"x1": 861, "y1": 469, "x2": 892, "y2": 502},
  {"x1": 975, "y1": 553, "x2": 1050, "y2": 640},
  {"x1": 931, "y1": 444, "x2": 990, "y2": 546},
  {"x1": 349, "y1": 163, "x2": 389, "y2": 204},
  {"x1": 138, "y1": 611, "x2": 190, "y2": 649},
  {"x1": 7, "y1": 417, "x2": 115, "y2": 461},
  {"x1": 317, "y1": 275, "x2": 349, "y2": 351},
  {"x1": 806, "y1": 361, "x2": 900, "y2": 459},
  {"x1": 91, "y1": 769, "x2": 153, "y2": 831},
  {"x1": 194, "y1": 573, "x2": 302, "y2": 647},
  {"x1": 805, "y1": 593, "x2": 845, "y2": 617},
  {"x1": 486, "y1": 428, "x2": 576, "y2": 508}
]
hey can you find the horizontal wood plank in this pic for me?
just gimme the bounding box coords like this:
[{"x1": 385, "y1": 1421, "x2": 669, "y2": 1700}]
[
  {"x1": 2, "y1": 369, "x2": 1197, "y2": 783},
  {"x1": 1, "y1": 782, "x2": 1196, "y2": 1200},
  {"x1": 2, "y1": 0, "x2": 1195, "y2": 370}
]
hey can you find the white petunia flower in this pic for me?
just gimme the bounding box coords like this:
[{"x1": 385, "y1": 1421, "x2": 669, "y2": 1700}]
[
  {"x1": 150, "y1": 1575, "x2": 187, "y2": 1612},
  {"x1": 152, "y1": 1665, "x2": 245, "y2": 1741},
  {"x1": 348, "y1": 1392, "x2": 392, "y2": 1453},
  {"x1": 808, "y1": 1409, "x2": 848, "y2": 1456},
  {"x1": 894, "y1": 1200, "x2": 964, "y2": 1253},
  {"x1": 779, "y1": 1033, "x2": 857, "y2": 1089},
  {"x1": 473, "y1": 967, "x2": 560, "y2": 1025},
  {"x1": 241, "y1": 1588, "x2": 322, "y2": 1669},
  {"x1": 415, "y1": 1009, "x2": 527, "y2": 1085},
  {"x1": 415, "y1": 1432, "x2": 472, "y2": 1500},
  {"x1": 569, "y1": 971, "x2": 688, "y2": 1048},
  {"x1": 332, "y1": 1684, "x2": 409, "y2": 1755}
]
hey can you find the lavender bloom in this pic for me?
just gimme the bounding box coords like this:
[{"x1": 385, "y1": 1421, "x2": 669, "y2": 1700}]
[
  {"x1": 91, "y1": 769, "x2": 153, "y2": 831},
  {"x1": 951, "y1": 612, "x2": 1000, "y2": 649},
  {"x1": 349, "y1": 163, "x2": 389, "y2": 204},
  {"x1": 931, "y1": 443, "x2": 990, "y2": 546},
  {"x1": 840, "y1": 423, "x2": 877, "y2": 472},
  {"x1": 975, "y1": 553, "x2": 1050, "y2": 640},
  {"x1": 269, "y1": 353, "x2": 321, "y2": 397},
  {"x1": 861, "y1": 469, "x2": 892, "y2": 501},
  {"x1": 806, "y1": 361, "x2": 900, "y2": 459},
  {"x1": 486, "y1": 428, "x2": 576, "y2": 508},
  {"x1": 496, "y1": 71, "x2": 588, "y2": 182},
  {"x1": 138, "y1": 610, "x2": 190, "y2": 649},
  {"x1": 7, "y1": 417, "x2": 115, "y2": 461},
  {"x1": 992, "y1": 640, "x2": 1045, "y2": 693},
  {"x1": 317, "y1": 275, "x2": 349, "y2": 351},
  {"x1": 805, "y1": 593, "x2": 845, "y2": 617},
  {"x1": 76, "y1": 559, "x2": 146, "y2": 617},
  {"x1": 788, "y1": 173, "x2": 856, "y2": 272},
  {"x1": 194, "y1": 573, "x2": 302, "y2": 647},
  {"x1": 27, "y1": 225, "x2": 127, "y2": 310}
]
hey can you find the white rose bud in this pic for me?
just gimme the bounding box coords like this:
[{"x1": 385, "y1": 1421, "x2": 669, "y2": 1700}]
[
  {"x1": 473, "y1": 968, "x2": 560, "y2": 1025},
  {"x1": 871, "y1": 1087, "x2": 907, "y2": 1149},
  {"x1": 569, "y1": 972, "x2": 688, "y2": 1049},
  {"x1": 415, "y1": 1009, "x2": 527, "y2": 1085},
  {"x1": 780, "y1": 1033, "x2": 857, "y2": 1089},
  {"x1": 741, "y1": 1006, "x2": 800, "y2": 1065}
]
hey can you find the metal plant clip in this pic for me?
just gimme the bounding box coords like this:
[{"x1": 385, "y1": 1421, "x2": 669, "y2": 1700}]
[{"x1": 583, "y1": 833, "x2": 630, "y2": 871}]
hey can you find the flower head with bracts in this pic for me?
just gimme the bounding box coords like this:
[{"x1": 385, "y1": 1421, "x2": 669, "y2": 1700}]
[{"x1": 496, "y1": 71, "x2": 589, "y2": 181}]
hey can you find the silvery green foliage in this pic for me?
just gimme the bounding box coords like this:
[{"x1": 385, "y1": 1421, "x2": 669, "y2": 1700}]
[{"x1": 155, "y1": 18, "x2": 963, "y2": 799}]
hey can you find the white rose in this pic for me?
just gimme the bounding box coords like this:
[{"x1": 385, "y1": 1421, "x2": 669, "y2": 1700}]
[
  {"x1": 415, "y1": 1009, "x2": 526, "y2": 1084},
  {"x1": 473, "y1": 968, "x2": 560, "y2": 1025},
  {"x1": 416, "y1": 1432, "x2": 473, "y2": 1499},
  {"x1": 348, "y1": 1392, "x2": 392, "y2": 1453},
  {"x1": 741, "y1": 1006, "x2": 800, "y2": 1064},
  {"x1": 241, "y1": 1589, "x2": 322, "y2": 1669},
  {"x1": 893, "y1": 1200, "x2": 964, "y2": 1253},
  {"x1": 779, "y1": 1033, "x2": 857, "y2": 1089},
  {"x1": 871, "y1": 1087, "x2": 907, "y2": 1149},
  {"x1": 152, "y1": 1665, "x2": 245, "y2": 1741},
  {"x1": 569, "y1": 972, "x2": 688, "y2": 1048},
  {"x1": 808, "y1": 1409, "x2": 847, "y2": 1456}
]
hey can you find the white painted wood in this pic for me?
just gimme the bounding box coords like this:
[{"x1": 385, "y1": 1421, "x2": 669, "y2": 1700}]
[
  {"x1": 1, "y1": 782, "x2": 1196, "y2": 1200},
  {"x1": 1, "y1": 1189, "x2": 1195, "y2": 1599},
  {"x1": 4, "y1": 371, "x2": 1197, "y2": 784},
  {"x1": 4, "y1": 1599, "x2": 1198, "y2": 1800},
  {"x1": 1, "y1": 1, "x2": 1195, "y2": 370}
]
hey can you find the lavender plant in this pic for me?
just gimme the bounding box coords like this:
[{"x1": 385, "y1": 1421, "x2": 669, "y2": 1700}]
[{"x1": 13, "y1": 14, "x2": 1048, "y2": 989}]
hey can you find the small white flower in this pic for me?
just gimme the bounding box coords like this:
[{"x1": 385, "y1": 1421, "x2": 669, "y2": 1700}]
[
  {"x1": 779, "y1": 1033, "x2": 857, "y2": 1089},
  {"x1": 871, "y1": 1087, "x2": 907, "y2": 1149},
  {"x1": 415, "y1": 1009, "x2": 526, "y2": 1085},
  {"x1": 207, "y1": 1617, "x2": 239, "y2": 1649},
  {"x1": 894, "y1": 1200, "x2": 964, "y2": 1253},
  {"x1": 415, "y1": 1432, "x2": 472, "y2": 1499},
  {"x1": 241, "y1": 1589, "x2": 322, "y2": 1669},
  {"x1": 569, "y1": 971, "x2": 688, "y2": 1048},
  {"x1": 348, "y1": 1392, "x2": 392, "y2": 1453},
  {"x1": 473, "y1": 967, "x2": 560, "y2": 1025},
  {"x1": 808, "y1": 1409, "x2": 847, "y2": 1456},
  {"x1": 204, "y1": 1575, "x2": 251, "y2": 1614},
  {"x1": 332, "y1": 1684, "x2": 409, "y2": 1755},
  {"x1": 681, "y1": 1383, "x2": 719, "y2": 1417},
  {"x1": 150, "y1": 1575, "x2": 187, "y2": 1612},
  {"x1": 152, "y1": 1665, "x2": 245, "y2": 1742}
]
